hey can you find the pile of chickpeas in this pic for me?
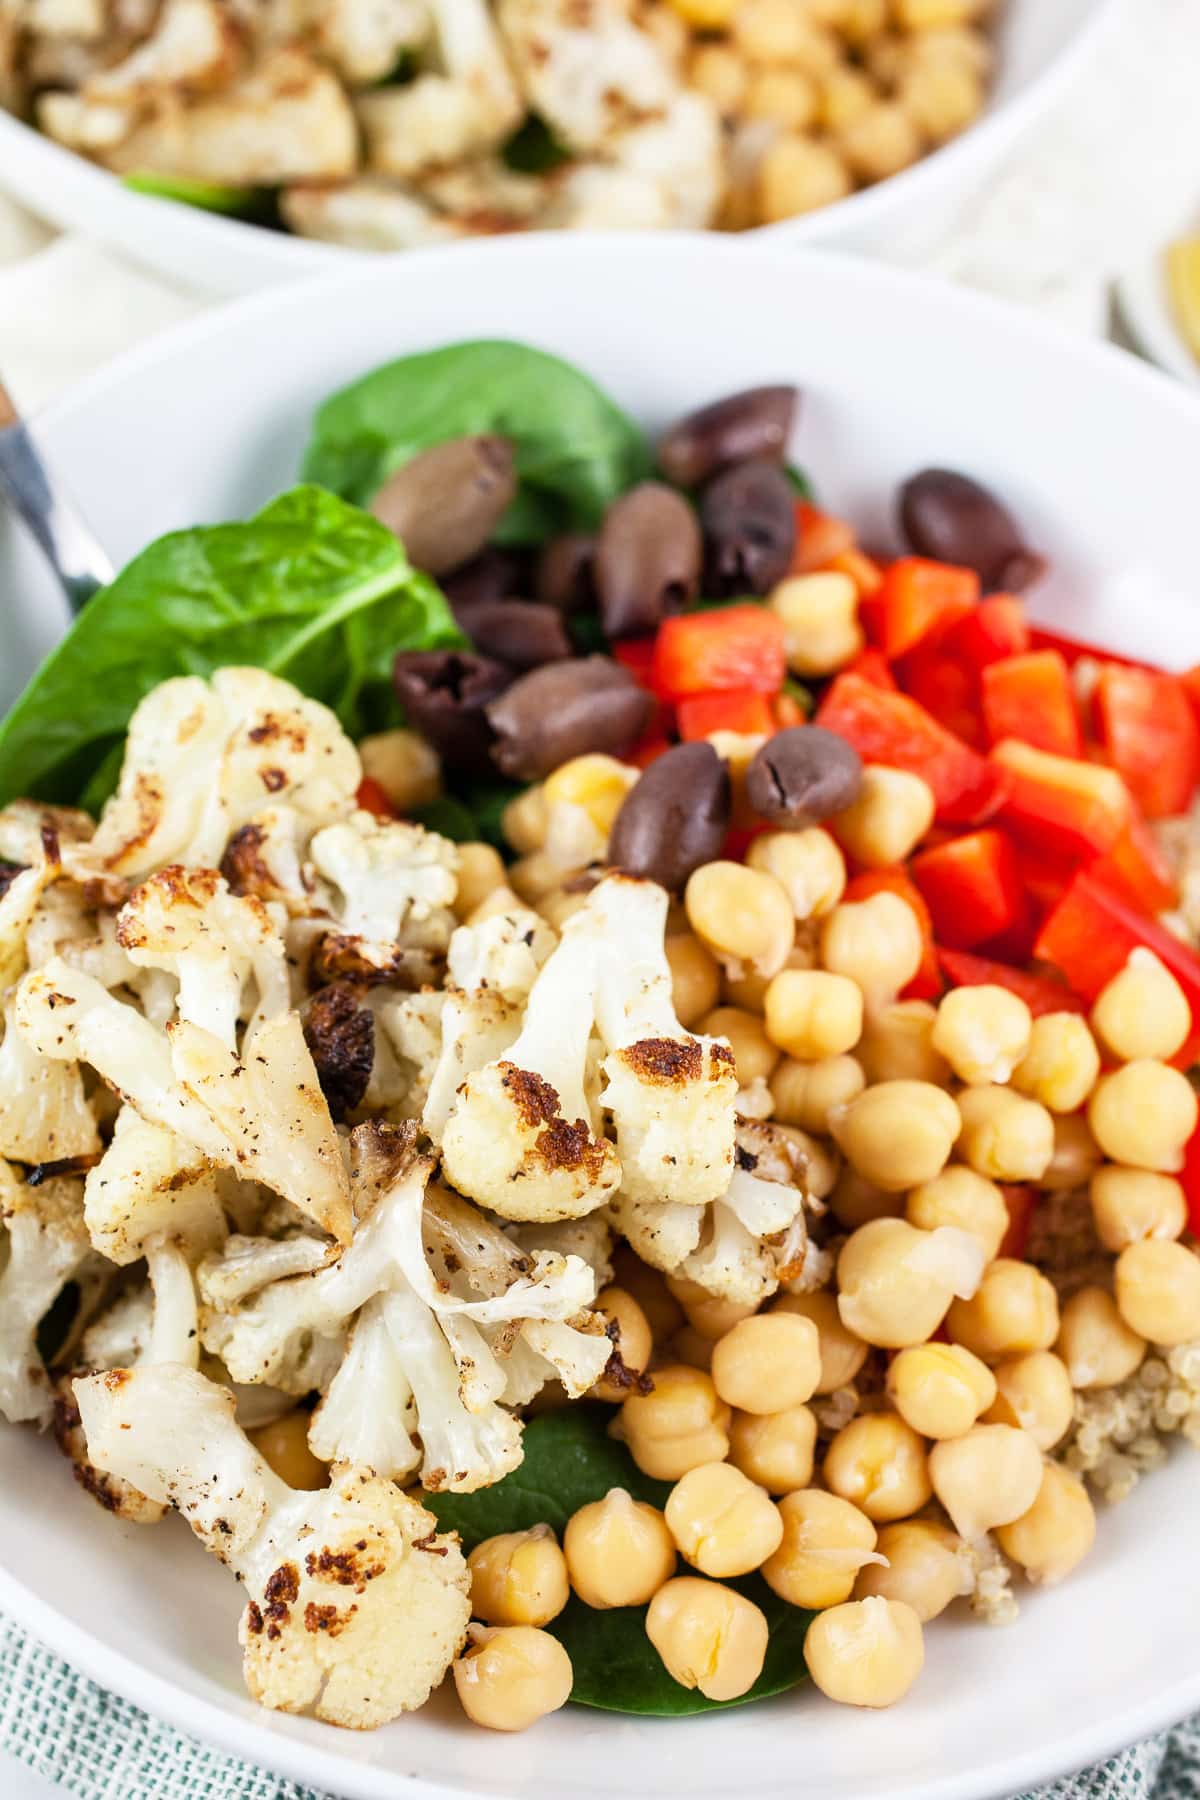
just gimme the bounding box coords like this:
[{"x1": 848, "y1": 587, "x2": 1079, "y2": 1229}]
[{"x1": 654, "y1": 0, "x2": 995, "y2": 228}]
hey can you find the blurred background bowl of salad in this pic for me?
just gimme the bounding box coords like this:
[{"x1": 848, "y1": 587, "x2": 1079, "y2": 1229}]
[{"x1": 0, "y1": 0, "x2": 1115, "y2": 296}]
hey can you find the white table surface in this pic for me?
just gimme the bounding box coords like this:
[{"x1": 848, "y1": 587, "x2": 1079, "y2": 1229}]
[{"x1": 2, "y1": 1755, "x2": 58, "y2": 1798}]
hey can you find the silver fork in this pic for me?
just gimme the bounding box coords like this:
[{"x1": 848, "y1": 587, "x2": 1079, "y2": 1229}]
[{"x1": 0, "y1": 373, "x2": 113, "y2": 615}]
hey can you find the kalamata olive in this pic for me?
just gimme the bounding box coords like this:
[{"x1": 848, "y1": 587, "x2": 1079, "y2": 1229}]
[
  {"x1": 899, "y1": 468, "x2": 1045, "y2": 592},
  {"x1": 701, "y1": 459, "x2": 797, "y2": 597},
  {"x1": 594, "y1": 482, "x2": 703, "y2": 638},
  {"x1": 442, "y1": 545, "x2": 530, "y2": 611},
  {"x1": 393, "y1": 649, "x2": 512, "y2": 775},
  {"x1": 745, "y1": 726, "x2": 863, "y2": 827},
  {"x1": 453, "y1": 598, "x2": 572, "y2": 670},
  {"x1": 535, "y1": 533, "x2": 595, "y2": 612},
  {"x1": 658, "y1": 386, "x2": 800, "y2": 489},
  {"x1": 608, "y1": 743, "x2": 731, "y2": 890},
  {"x1": 485, "y1": 657, "x2": 654, "y2": 782},
  {"x1": 370, "y1": 436, "x2": 517, "y2": 576}
]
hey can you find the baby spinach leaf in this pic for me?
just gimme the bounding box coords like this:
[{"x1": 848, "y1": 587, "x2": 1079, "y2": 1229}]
[
  {"x1": 123, "y1": 172, "x2": 271, "y2": 220},
  {"x1": 502, "y1": 115, "x2": 573, "y2": 175},
  {"x1": 302, "y1": 341, "x2": 652, "y2": 545},
  {"x1": 425, "y1": 1408, "x2": 812, "y2": 1716},
  {"x1": 0, "y1": 485, "x2": 464, "y2": 808}
]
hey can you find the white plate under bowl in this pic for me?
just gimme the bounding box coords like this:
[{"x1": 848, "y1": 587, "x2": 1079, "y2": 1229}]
[
  {"x1": 3, "y1": 237, "x2": 1200, "y2": 1799},
  {"x1": 0, "y1": 0, "x2": 1115, "y2": 296},
  {"x1": 1117, "y1": 237, "x2": 1200, "y2": 387}
]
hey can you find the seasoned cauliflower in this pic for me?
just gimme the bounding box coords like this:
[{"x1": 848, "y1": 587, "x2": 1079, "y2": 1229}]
[
  {"x1": 0, "y1": 1160, "x2": 93, "y2": 1425},
  {"x1": 309, "y1": 811, "x2": 458, "y2": 984},
  {"x1": 83, "y1": 1107, "x2": 227, "y2": 1265},
  {"x1": 0, "y1": 991, "x2": 100, "y2": 1168},
  {"x1": 496, "y1": 0, "x2": 676, "y2": 154},
  {"x1": 74, "y1": 1363, "x2": 471, "y2": 1726}
]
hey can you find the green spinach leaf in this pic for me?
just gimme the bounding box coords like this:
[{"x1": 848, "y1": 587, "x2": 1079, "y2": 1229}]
[
  {"x1": 301, "y1": 341, "x2": 652, "y2": 545},
  {"x1": 123, "y1": 171, "x2": 271, "y2": 220},
  {"x1": 0, "y1": 486, "x2": 464, "y2": 808},
  {"x1": 425, "y1": 1408, "x2": 812, "y2": 1715},
  {"x1": 502, "y1": 115, "x2": 573, "y2": 175}
]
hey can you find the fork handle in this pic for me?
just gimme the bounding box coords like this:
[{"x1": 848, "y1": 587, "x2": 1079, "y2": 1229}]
[{"x1": 0, "y1": 419, "x2": 114, "y2": 615}]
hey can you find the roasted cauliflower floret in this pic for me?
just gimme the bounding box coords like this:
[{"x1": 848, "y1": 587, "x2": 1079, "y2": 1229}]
[
  {"x1": 83, "y1": 1107, "x2": 226, "y2": 1265},
  {"x1": 84, "y1": 0, "x2": 241, "y2": 103},
  {"x1": 496, "y1": 0, "x2": 675, "y2": 154},
  {"x1": 74, "y1": 1363, "x2": 471, "y2": 1726},
  {"x1": 356, "y1": 0, "x2": 521, "y2": 180},
  {"x1": 316, "y1": 0, "x2": 431, "y2": 82},
  {"x1": 0, "y1": 1161, "x2": 93, "y2": 1425},
  {"x1": 0, "y1": 991, "x2": 100, "y2": 1167},
  {"x1": 309, "y1": 812, "x2": 457, "y2": 985}
]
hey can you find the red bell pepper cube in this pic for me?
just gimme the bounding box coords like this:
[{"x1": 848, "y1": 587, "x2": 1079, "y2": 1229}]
[
  {"x1": 981, "y1": 650, "x2": 1083, "y2": 758},
  {"x1": 355, "y1": 777, "x2": 399, "y2": 819},
  {"x1": 1035, "y1": 872, "x2": 1200, "y2": 1050},
  {"x1": 1093, "y1": 664, "x2": 1200, "y2": 820},
  {"x1": 859, "y1": 557, "x2": 979, "y2": 661},
  {"x1": 1179, "y1": 666, "x2": 1200, "y2": 730},
  {"x1": 1090, "y1": 814, "x2": 1178, "y2": 914},
  {"x1": 942, "y1": 595, "x2": 1030, "y2": 675},
  {"x1": 846, "y1": 647, "x2": 898, "y2": 691},
  {"x1": 651, "y1": 606, "x2": 786, "y2": 701},
  {"x1": 845, "y1": 867, "x2": 941, "y2": 1000},
  {"x1": 936, "y1": 946, "x2": 1086, "y2": 1016},
  {"x1": 894, "y1": 642, "x2": 985, "y2": 749},
  {"x1": 611, "y1": 636, "x2": 656, "y2": 688},
  {"x1": 830, "y1": 549, "x2": 884, "y2": 596},
  {"x1": 991, "y1": 738, "x2": 1132, "y2": 860},
  {"x1": 910, "y1": 830, "x2": 1026, "y2": 950},
  {"x1": 816, "y1": 673, "x2": 1006, "y2": 825},
  {"x1": 677, "y1": 688, "x2": 776, "y2": 741},
  {"x1": 1028, "y1": 626, "x2": 1160, "y2": 673},
  {"x1": 791, "y1": 502, "x2": 856, "y2": 574},
  {"x1": 998, "y1": 1186, "x2": 1037, "y2": 1259}
]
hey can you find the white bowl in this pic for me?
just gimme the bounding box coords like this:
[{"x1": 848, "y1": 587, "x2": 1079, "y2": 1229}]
[
  {"x1": 0, "y1": 0, "x2": 1114, "y2": 296},
  {"x1": 3, "y1": 236, "x2": 1200, "y2": 1799},
  {"x1": 1117, "y1": 238, "x2": 1200, "y2": 387}
]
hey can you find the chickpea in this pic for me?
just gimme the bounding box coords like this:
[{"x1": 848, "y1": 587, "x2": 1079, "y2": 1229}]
[
  {"x1": 501, "y1": 784, "x2": 548, "y2": 854},
  {"x1": 748, "y1": 829, "x2": 846, "y2": 921},
  {"x1": 947, "y1": 1259, "x2": 1060, "y2": 1363},
  {"x1": 699, "y1": 1006, "x2": 779, "y2": 1088},
  {"x1": 248, "y1": 1410, "x2": 328, "y2": 1491},
  {"x1": 688, "y1": 42, "x2": 749, "y2": 113},
  {"x1": 928, "y1": 1424, "x2": 1043, "y2": 1540},
  {"x1": 1010, "y1": 1012, "x2": 1101, "y2": 1114},
  {"x1": 854, "y1": 1519, "x2": 969, "y2": 1621},
  {"x1": 1089, "y1": 1167, "x2": 1187, "y2": 1253},
  {"x1": 670, "y1": 1324, "x2": 715, "y2": 1371},
  {"x1": 468, "y1": 1525, "x2": 569, "y2": 1628},
  {"x1": 841, "y1": 0, "x2": 887, "y2": 41},
  {"x1": 769, "y1": 572, "x2": 863, "y2": 677},
  {"x1": 824, "y1": 1412, "x2": 932, "y2": 1521},
  {"x1": 666, "y1": 933, "x2": 722, "y2": 1028},
  {"x1": 820, "y1": 892, "x2": 924, "y2": 1002},
  {"x1": 1056, "y1": 1286, "x2": 1146, "y2": 1390},
  {"x1": 838, "y1": 101, "x2": 922, "y2": 183},
  {"x1": 984, "y1": 1352, "x2": 1074, "y2": 1451},
  {"x1": 620, "y1": 1365, "x2": 731, "y2": 1480},
  {"x1": 711, "y1": 1312, "x2": 822, "y2": 1413},
  {"x1": 995, "y1": 1463, "x2": 1096, "y2": 1587},
  {"x1": 831, "y1": 767, "x2": 935, "y2": 868},
  {"x1": 756, "y1": 133, "x2": 854, "y2": 226},
  {"x1": 735, "y1": 1, "x2": 841, "y2": 71},
  {"x1": 685, "y1": 862, "x2": 796, "y2": 981},
  {"x1": 358, "y1": 727, "x2": 441, "y2": 813},
  {"x1": 956, "y1": 1084, "x2": 1055, "y2": 1182},
  {"x1": 857, "y1": 999, "x2": 950, "y2": 1086},
  {"x1": 449, "y1": 842, "x2": 506, "y2": 920},
  {"x1": 1090, "y1": 949, "x2": 1191, "y2": 1063},
  {"x1": 645, "y1": 1578, "x2": 768, "y2": 1702},
  {"x1": 906, "y1": 1165, "x2": 1009, "y2": 1261},
  {"x1": 666, "y1": 0, "x2": 737, "y2": 27},
  {"x1": 804, "y1": 1597, "x2": 924, "y2": 1708},
  {"x1": 543, "y1": 754, "x2": 638, "y2": 839},
  {"x1": 723, "y1": 943, "x2": 816, "y2": 1012},
  {"x1": 563, "y1": 1488, "x2": 676, "y2": 1608},
  {"x1": 829, "y1": 1167, "x2": 902, "y2": 1229},
  {"x1": 1043, "y1": 1112, "x2": 1103, "y2": 1191},
  {"x1": 536, "y1": 886, "x2": 589, "y2": 931},
  {"x1": 896, "y1": 58, "x2": 983, "y2": 143},
  {"x1": 907, "y1": 22, "x2": 994, "y2": 76},
  {"x1": 706, "y1": 730, "x2": 769, "y2": 832},
  {"x1": 761, "y1": 1489, "x2": 879, "y2": 1609},
  {"x1": 466, "y1": 883, "x2": 525, "y2": 925},
  {"x1": 1115, "y1": 1240, "x2": 1200, "y2": 1346},
  {"x1": 770, "y1": 1053, "x2": 865, "y2": 1134},
  {"x1": 729, "y1": 1403, "x2": 817, "y2": 1494},
  {"x1": 895, "y1": 0, "x2": 987, "y2": 26},
  {"x1": 818, "y1": 64, "x2": 878, "y2": 133},
  {"x1": 592, "y1": 1285, "x2": 653, "y2": 1403},
  {"x1": 664, "y1": 1461, "x2": 783, "y2": 1576},
  {"x1": 667, "y1": 1276, "x2": 757, "y2": 1341},
  {"x1": 830, "y1": 1080, "x2": 960, "y2": 1190},
  {"x1": 509, "y1": 850, "x2": 572, "y2": 904},
  {"x1": 743, "y1": 66, "x2": 818, "y2": 130},
  {"x1": 838, "y1": 1217, "x2": 981, "y2": 1348},
  {"x1": 773, "y1": 1289, "x2": 869, "y2": 1392},
  {"x1": 887, "y1": 1342, "x2": 996, "y2": 1440},
  {"x1": 931, "y1": 986, "x2": 1032, "y2": 1087},
  {"x1": 453, "y1": 1625, "x2": 573, "y2": 1732},
  {"x1": 610, "y1": 1245, "x2": 684, "y2": 1344},
  {"x1": 764, "y1": 968, "x2": 864, "y2": 1060},
  {"x1": 1088, "y1": 1061, "x2": 1198, "y2": 1172}
]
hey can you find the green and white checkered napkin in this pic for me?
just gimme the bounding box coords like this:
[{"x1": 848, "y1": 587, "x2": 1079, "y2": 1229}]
[{"x1": 1, "y1": 1613, "x2": 1196, "y2": 1800}]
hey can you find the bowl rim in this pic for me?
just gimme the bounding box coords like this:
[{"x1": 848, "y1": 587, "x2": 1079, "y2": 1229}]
[
  {"x1": 0, "y1": 0, "x2": 1121, "y2": 274},
  {"x1": 7, "y1": 231, "x2": 1200, "y2": 1799}
]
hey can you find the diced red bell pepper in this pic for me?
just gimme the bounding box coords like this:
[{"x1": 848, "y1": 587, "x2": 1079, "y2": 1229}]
[
  {"x1": 1090, "y1": 814, "x2": 1177, "y2": 914},
  {"x1": 991, "y1": 738, "x2": 1132, "y2": 860},
  {"x1": 998, "y1": 1186, "x2": 1037, "y2": 1259},
  {"x1": 897, "y1": 644, "x2": 985, "y2": 748},
  {"x1": 844, "y1": 867, "x2": 941, "y2": 1000},
  {"x1": 859, "y1": 557, "x2": 979, "y2": 661},
  {"x1": 1093, "y1": 664, "x2": 1200, "y2": 820},
  {"x1": 942, "y1": 595, "x2": 1030, "y2": 675},
  {"x1": 1181, "y1": 1122, "x2": 1200, "y2": 1237},
  {"x1": 1179, "y1": 666, "x2": 1200, "y2": 730},
  {"x1": 612, "y1": 636, "x2": 657, "y2": 688},
  {"x1": 815, "y1": 673, "x2": 1006, "y2": 825},
  {"x1": 981, "y1": 650, "x2": 1082, "y2": 758},
  {"x1": 910, "y1": 830, "x2": 1026, "y2": 950},
  {"x1": 651, "y1": 606, "x2": 786, "y2": 701},
  {"x1": 1028, "y1": 626, "x2": 1160, "y2": 673},
  {"x1": 677, "y1": 688, "x2": 775, "y2": 741},
  {"x1": 936, "y1": 946, "x2": 1087, "y2": 1016},
  {"x1": 846, "y1": 647, "x2": 898, "y2": 691},
  {"x1": 773, "y1": 691, "x2": 807, "y2": 729},
  {"x1": 791, "y1": 503, "x2": 856, "y2": 574},
  {"x1": 830, "y1": 549, "x2": 884, "y2": 596},
  {"x1": 355, "y1": 777, "x2": 399, "y2": 819}
]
